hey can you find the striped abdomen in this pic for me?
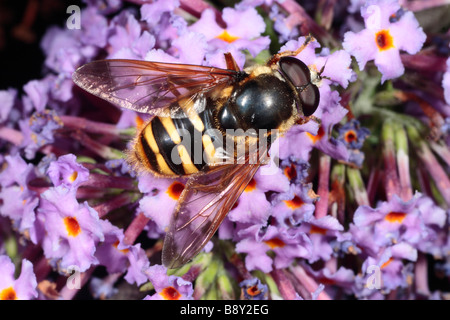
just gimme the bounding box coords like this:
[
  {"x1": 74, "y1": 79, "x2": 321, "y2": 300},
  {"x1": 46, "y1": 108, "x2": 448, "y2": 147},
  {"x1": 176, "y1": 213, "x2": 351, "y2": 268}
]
[{"x1": 133, "y1": 105, "x2": 219, "y2": 177}]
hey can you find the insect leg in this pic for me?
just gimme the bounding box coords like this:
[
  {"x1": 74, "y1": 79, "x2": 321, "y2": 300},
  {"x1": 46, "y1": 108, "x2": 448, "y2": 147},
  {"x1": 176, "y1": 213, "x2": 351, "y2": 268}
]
[
  {"x1": 224, "y1": 52, "x2": 241, "y2": 72},
  {"x1": 267, "y1": 34, "x2": 315, "y2": 66},
  {"x1": 296, "y1": 114, "x2": 321, "y2": 126}
]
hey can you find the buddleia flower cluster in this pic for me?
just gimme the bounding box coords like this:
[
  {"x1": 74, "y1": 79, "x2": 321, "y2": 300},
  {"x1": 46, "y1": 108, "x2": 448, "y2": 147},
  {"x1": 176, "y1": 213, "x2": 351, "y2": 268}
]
[{"x1": 0, "y1": 0, "x2": 449, "y2": 300}]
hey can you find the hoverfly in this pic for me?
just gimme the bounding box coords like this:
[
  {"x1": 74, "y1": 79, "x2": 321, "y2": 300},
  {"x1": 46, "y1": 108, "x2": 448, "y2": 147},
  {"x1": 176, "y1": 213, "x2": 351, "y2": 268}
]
[{"x1": 72, "y1": 35, "x2": 320, "y2": 269}]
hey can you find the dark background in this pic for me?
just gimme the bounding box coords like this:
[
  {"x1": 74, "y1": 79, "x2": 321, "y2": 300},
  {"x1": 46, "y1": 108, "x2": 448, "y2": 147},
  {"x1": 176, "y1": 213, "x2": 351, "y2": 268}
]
[{"x1": 0, "y1": 0, "x2": 84, "y2": 90}]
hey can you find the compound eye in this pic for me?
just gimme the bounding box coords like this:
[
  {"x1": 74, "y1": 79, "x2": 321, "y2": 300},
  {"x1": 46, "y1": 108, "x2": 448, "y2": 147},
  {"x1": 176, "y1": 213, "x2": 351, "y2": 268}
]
[
  {"x1": 279, "y1": 56, "x2": 311, "y2": 87},
  {"x1": 300, "y1": 84, "x2": 320, "y2": 116}
]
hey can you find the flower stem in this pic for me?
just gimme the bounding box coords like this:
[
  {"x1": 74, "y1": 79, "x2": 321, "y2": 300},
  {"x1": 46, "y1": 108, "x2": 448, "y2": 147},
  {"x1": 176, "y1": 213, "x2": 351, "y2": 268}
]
[
  {"x1": 93, "y1": 192, "x2": 135, "y2": 218},
  {"x1": 123, "y1": 212, "x2": 150, "y2": 245},
  {"x1": 382, "y1": 120, "x2": 400, "y2": 200},
  {"x1": 0, "y1": 126, "x2": 24, "y2": 146},
  {"x1": 407, "y1": 125, "x2": 450, "y2": 206},
  {"x1": 394, "y1": 91, "x2": 444, "y2": 140},
  {"x1": 429, "y1": 141, "x2": 450, "y2": 167},
  {"x1": 270, "y1": 268, "x2": 297, "y2": 300},
  {"x1": 279, "y1": 0, "x2": 339, "y2": 47},
  {"x1": 315, "y1": 153, "x2": 331, "y2": 219},
  {"x1": 347, "y1": 167, "x2": 369, "y2": 206},
  {"x1": 60, "y1": 115, "x2": 123, "y2": 137},
  {"x1": 70, "y1": 131, "x2": 124, "y2": 160},
  {"x1": 290, "y1": 264, "x2": 331, "y2": 300},
  {"x1": 330, "y1": 163, "x2": 346, "y2": 224},
  {"x1": 81, "y1": 172, "x2": 136, "y2": 190},
  {"x1": 59, "y1": 267, "x2": 95, "y2": 300},
  {"x1": 415, "y1": 253, "x2": 430, "y2": 297},
  {"x1": 394, "y1": 123, "x2": 413, "y2": 201}
]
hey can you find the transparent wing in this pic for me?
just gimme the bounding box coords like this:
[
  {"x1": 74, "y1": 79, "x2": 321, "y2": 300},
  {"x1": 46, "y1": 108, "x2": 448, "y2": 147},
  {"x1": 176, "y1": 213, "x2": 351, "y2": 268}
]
[
  {"x1": 72, "y1": 59, "x2": 238, "y2": 117},
  {"x1": 162, "y1": 163, "x2": 261, "y2": 269}
]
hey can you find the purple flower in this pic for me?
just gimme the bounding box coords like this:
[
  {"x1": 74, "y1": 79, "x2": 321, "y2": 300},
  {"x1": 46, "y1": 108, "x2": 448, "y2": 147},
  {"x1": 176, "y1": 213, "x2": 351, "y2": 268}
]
[
  {"x1": 240, "y1": 278, "x2": 269, "y2": 300},
  {"x1": 353, "y1": 193, "x2": 446, "y2": 250},
  {"x1": 79, "y1": 7, "x2": 108, "y2": 48},
  {"x1": 269, "y1": 5, "x2": 300, "y2": 43},
  {"x1": 37, "y1": 186, "x2": 104, "y2": 272},
  {"x1": 0, "y1": 154, "x2": 39, "y2": 242},
  {"x1": 303, "y1": 265, "x2": 356, "y2": 293},
  {"x1": 23, "y1": 79, "x2": 50, "y2": 113},
  {"x1": 108, "y1": 12, "x2": 155, "y2": 60},
  {"x1": 140, "y1": 0, "x2": 180, "y2": 31},
  {"x1": 0, "y1": 256, "x2": 37, "y2": 300},
  {"x1": 356, "y1": 242, "x2": 417, "y2": 296},
  {"x1": 277, "y1": 120, "x2": 317, "y2": 161},
  {"x1": 348, "y1": 0, "x2": 366, "y2": 13},
  {"x1": 0, "y1": 0, "x2": 447, "y2": 301},
  {"x1": 47, "y1": 154, "x2": 89, "y2": 189},
  {"x1": 295, "y1": 215, "x2": 348, "y2": 263},
  {"x1": 228, "y1": 168, "x2": 290, "y2": 224},
  {"x1": 19, "y1": 109, "x2": 63, "y2": 159},
  {"x1": 95, "y1": 220, "x2": 129, "y2": 274},
  {"x1": 338, "y1": 119, "x2": 370, "y2": 150},
  {"x1": 443, "y1": 57, "x2": 450, "y2": 105},
  {"x1": 124, "y1": 243, "x2": 150, "y2": 286},
  {"x1": 276, "y1": 37, "x2": 352, "y2": 162},
  {"x1": 41, "y1": 27, "x2": 85, "y2": 74},
  {"x1": 271, "y1": 183, "x2": 317, "y2": 227},
  {"x1": 143, "y1": 264, "x2": 193, "y2": 300},
  {"x1": 279, "y1": 37, "x2": 355, "y2": 90},
  {"x1": 138, "y1": 174, "x2": 185, "y2": 233},
  {"x1": 83, "y1": 0, "x2": 122, "y2": 15},
  {"x1": 337, "y1": 119, "x2": 370, "y2": 167},
  {"x1": 236, "y1": 225, "x2": 312, "y2": 273},
  {"x1": 189, "y1": 7, "x2": 270, "y2": 62},
  {"x1": 0, "y1": 89, "x2": 17, "y2": 123},
  {"x1": 278, "y1": 100, "x2": 350, "y2": 162},
  {"x1": 343, "y1": 0, "x2": 426, "y2": 83},
  {"x1": 279, "y1": 156, "x2": 311, "y2": 184},
  {"x1": 89, "y1": 276, "x2": 119, "y2": 300}
]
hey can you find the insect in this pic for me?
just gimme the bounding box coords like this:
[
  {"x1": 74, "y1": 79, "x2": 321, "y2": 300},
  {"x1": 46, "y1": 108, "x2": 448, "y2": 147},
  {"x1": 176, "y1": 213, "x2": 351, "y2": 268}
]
[{"x1": 72, "y1": 35, "x2": 320, "y2": 269}]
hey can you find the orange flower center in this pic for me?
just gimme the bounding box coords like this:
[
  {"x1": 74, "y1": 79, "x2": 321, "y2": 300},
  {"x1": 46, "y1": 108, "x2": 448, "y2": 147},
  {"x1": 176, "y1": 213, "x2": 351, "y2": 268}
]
[
  {"x1": 310, "y1": 225, "x2": 327, "y2": 235},
  {"x1": 318, "y1": 277, "x2": 336, "y2": 285},
  {"x1": 113, "y1": 240, "x2": 129, "y2": 254},
  {"x1": 160, "y1": 286, "x2": 181, "y2": 300},
  {"x1": 284, "y1": 195, "x2": 304, "y2": 209},
  {"x1": 385, "y1": 211, "x2": 407, "y2": 223},
  {"x1": 245, "y1": 178, "x2": 257, "y2": 192},
  {"x1": 68, "y1": 171, "x2": 78, "y2": 183},
  {"x1": 381, "y1": 257, "x2": 394, "y2": 269},
  {"x1": 264, "y1": 237, "x2": 285, "y2": 249},
  {"x1": 246, "y1": 285, "x2": 262, "y2": 297},
  {"x1": 375, "y1": 29, "x2": 394, "y2": 51},
  {"x1": 306, "y1": 126, "x2": 325, "y2": 144},
  {"x1": 0, "y1": 287, "x2": 17, "y2": 300},
  {"x1": 216, "y1": 30, "x2": 240, "y2": 43},
  {"x1": 344, "y1": 130, "x2": 357, "y2": 143},
  {"x1": 64, "y1": 217, "x2": 81, "y2": 237},
  {"x1": 284, "y1": 164, "x2": 297, "y2": 181},
  {"x1": 166, "y1": 181, "x2": 185, "y2": 200}
]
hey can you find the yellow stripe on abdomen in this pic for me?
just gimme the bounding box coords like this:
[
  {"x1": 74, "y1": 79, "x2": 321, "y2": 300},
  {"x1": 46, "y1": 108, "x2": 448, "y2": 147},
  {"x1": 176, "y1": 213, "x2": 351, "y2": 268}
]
[
  {"x1": 140, "y1": 120, "x2": 176, "y2": 176},
  {"x1": 202, "y1": 134, "x2": 217, "y2": 164},
  {"x1": 177, "y1": 144, "x2": 199, "y2": 174},
  {"x1": 159, "y1": 117, "x2": 181, "y2": 144}
]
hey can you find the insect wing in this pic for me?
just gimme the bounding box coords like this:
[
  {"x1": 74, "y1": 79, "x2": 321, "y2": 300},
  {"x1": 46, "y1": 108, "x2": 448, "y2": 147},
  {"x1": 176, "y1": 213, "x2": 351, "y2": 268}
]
[
  {"x1": 162, "y1": 163, "x2": 261, "y2": 268},
  {"x1": 72, "y1": 59, "x2": 237, "y2": 117}
]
